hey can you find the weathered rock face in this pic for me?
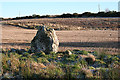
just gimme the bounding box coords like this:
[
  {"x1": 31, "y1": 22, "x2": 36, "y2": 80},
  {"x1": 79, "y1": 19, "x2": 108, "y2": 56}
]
[{"x1": 30, "y1": 26, "x2": 59, "y2": 53}]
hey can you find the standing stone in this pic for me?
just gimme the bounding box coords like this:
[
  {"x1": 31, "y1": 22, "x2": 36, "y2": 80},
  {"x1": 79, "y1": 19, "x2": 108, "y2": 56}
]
[{"x1": 30, "y1": 26, "x2": 59, "y2": 53}]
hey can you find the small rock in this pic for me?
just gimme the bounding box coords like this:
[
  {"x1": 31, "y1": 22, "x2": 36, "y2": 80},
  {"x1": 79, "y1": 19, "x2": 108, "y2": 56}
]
[
  {"x1": 3, "y1": 73, "x2": 13, "y2": 79},
  {"x1": 31, "y1": 62, "x2": 46, "y2": 70},
  {"x1": 10, "y1": 48, "x2": 16, "y2": 52},
  {"x1": 81, "y1": 68, "x2": 93, "y2": 78},
  {"x1": 80, "y1": 54, "x2": 95, "y2": 65},
  {"x1": 38, "y1": 63, "x2": 46, "y2": 69},
  {"x1": 65, "y1": 50, "x2": 72, "y2": 55},
  {"x1": 87, "y1": 54, "x2": 96, "y2": 62},
  {"x1": 18, "y1": 49, "x2": 26, "y2": 54},
  {"x1": 7, "y1": 60, "x2": 11, "y2": 65}
]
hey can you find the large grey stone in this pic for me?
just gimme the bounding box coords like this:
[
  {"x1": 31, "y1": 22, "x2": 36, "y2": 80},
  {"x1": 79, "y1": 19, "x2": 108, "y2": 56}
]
[{"x1": 30, "y1": 26, "x2": 59, "y2": 53}]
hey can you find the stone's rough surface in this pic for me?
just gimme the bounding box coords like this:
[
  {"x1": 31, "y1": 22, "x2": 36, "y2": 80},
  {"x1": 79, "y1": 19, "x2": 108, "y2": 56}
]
[{"x1": 30, "y1": 26, "x2": 59, "y2": 53}]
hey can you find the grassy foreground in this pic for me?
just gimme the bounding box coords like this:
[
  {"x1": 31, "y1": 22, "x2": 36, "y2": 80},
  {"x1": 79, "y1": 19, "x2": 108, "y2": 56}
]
[{"x1": 1, "y1": 48, "x2": 120, "y2": 80}]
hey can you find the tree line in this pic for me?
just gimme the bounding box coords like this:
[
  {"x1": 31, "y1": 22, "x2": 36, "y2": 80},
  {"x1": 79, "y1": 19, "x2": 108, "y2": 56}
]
[{"x1": 1, "y1": 11, "x2": 120, "y2": 20}]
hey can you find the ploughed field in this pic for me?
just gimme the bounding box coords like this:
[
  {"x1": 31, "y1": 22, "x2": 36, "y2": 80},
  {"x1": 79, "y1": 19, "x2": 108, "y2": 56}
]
[
  {"x1": 1, "y1": 18, "x2": 119, "y2": 54},
  {"x1": 2, "y1": 18, "x2": 118, "y2": 30}
]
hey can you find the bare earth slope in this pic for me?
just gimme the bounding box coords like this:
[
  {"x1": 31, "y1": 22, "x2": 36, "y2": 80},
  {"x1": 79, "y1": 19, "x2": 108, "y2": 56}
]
[{"x1": 1, "y1": 25, "x2": 118, "y2": 54}]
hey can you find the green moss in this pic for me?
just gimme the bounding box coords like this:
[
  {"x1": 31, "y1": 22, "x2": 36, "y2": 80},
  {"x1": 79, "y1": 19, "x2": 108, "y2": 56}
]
[
  {"x1": 95, "y1": 59, "x2": 106, "y2": 64},
  {"x1": 82, "y1": 50, "x2": 88, "y2": 55},
  {"x1": 80, "y1": 59, "x2": 87, "y2": 65},
  {"x1": 23, "y1": 52, "x2": 30, "y2": 57},
  {"x1": 92, "y1": 51, "x2": 98, "y2": 56},
  {"x1": 20, "y1": 57, "x2": 28, "y2": 61},
  {"x1": 35, "y1": 51, "x2": 46, "y2": 57},
  {"x1": 107, "y1": 55, "x2": 112, "y2": 59},
  {"x1": 89, "y1": 66, "x2": 95, "y2": 69},
  {"x1": 50, "y1": 51, "x2": 56, "y2": 56},
  {"x1": 37, "y1": 57, "x2": 49, "y2": 63},
  {"x1": 111, "y1": 56, "x2": 119, "y2": 61}
]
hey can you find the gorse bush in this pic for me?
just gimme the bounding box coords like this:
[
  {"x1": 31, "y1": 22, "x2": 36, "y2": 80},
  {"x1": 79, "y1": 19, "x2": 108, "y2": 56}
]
[{"x1": 1, "y1": 48, "x2": 120, "y2": 79}]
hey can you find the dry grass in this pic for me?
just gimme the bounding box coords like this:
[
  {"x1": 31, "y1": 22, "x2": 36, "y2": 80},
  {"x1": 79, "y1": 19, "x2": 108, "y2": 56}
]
[{"x1": 2, "y1": 18, "x2": 118, "y2": 30}]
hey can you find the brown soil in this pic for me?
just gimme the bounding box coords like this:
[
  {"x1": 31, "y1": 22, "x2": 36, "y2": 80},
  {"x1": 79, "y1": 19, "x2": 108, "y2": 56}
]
[{"x1": 1, "y1": 25, "x2": 119, "y2": 54}]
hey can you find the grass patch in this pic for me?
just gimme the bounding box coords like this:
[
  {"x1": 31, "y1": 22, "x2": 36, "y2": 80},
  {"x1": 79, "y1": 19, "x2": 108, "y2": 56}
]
[{"x1": 1, "y1": 48, "x2": 120, "y2": 79}]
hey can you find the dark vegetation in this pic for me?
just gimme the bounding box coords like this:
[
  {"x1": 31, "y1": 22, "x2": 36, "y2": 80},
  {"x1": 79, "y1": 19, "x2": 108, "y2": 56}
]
[
  {"x1": 1, "y1": 11, "x2": 120, "y2": 20},
  {"x1": 1, "y1": 48, "x2": 120, "y2": 79}
]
